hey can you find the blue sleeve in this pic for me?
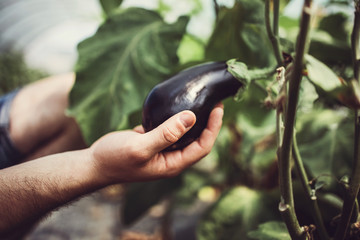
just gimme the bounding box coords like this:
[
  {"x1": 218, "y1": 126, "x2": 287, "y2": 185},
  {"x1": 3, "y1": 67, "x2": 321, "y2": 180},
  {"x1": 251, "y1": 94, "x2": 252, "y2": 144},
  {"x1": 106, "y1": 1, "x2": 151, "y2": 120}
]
[{"x1": 0, "y1": 89, "x2": 23, "y2": 169}]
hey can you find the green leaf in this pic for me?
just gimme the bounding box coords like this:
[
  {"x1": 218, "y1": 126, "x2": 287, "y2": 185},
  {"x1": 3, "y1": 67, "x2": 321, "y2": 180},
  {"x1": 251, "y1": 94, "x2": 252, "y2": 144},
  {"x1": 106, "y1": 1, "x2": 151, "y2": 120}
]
[
  {"x1": 226, "y1": 59, "x2": 251, "y2": 85},
  {"x1": 309, "y1": 30, "x2": 352, "y2": 65},
  {"x1": 304, "y1": 55, "x2": 360, "y2": 108},
  {"x1": 305, "y1": 55, "x2": 342, "y2": 92},
  {"x1": 205, "y1": 0, "x2": 275, "y2": 68},
  {"x1": 247, "y1": 221, "x2": 291, "y2": 240},
  {"x1": 177, "y1": 34, "x2": 205, "y2": 64},
  {"x1": 100, "y1": 0, "x2": 123, "y2": 17},
  {"x1": 214, "y1": 80, "x2": 277, "y2": 186},
  {"x1": 197, "y1": 186, "x2": 281, "y2": 240},
  {"x1": 68, "y1": 8, "x2": 189, "y2": 144},
  {"x1": 226, "y1": 59, "x2": 276, "y2": 99},
  {"x1": 296, "y1": 108, "x2": 353, "y2": 179},
  {"x1": 121, "y1": 176, "x2": 182, "y2": 225},
  {"x1": 318, "y1": 12, "x2": 351, "y2": 42}
]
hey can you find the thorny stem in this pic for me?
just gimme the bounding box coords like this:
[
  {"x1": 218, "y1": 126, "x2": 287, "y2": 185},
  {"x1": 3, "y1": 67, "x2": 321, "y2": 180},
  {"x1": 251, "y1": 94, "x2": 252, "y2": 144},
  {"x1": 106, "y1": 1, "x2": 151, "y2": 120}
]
[
  {"x1": 334, "y1": 4, "x2": 360, "y2": 240},
  {"x1": 265, "y1": 0, "x2": 284, "y2": 66},
  {"x1": 292, "y1": 134, "x2": 329, "y2": 240},
  {"x1": 277, "y1": 0, "x2": 313, "y2": 239}
]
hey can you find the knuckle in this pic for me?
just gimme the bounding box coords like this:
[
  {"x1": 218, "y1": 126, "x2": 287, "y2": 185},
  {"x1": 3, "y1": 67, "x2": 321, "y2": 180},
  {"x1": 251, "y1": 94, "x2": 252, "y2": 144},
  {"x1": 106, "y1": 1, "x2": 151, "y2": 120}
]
[{"x1": 162, "y1": 126, "x2": 181, "y2": 144}]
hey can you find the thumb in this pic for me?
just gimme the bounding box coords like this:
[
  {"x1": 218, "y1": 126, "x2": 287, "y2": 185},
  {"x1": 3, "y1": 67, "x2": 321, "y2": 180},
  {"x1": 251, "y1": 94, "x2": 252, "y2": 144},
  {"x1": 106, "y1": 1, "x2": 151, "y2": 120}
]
[{"x1": 143, "y1": 110, "x2": 196, "y2": 154}]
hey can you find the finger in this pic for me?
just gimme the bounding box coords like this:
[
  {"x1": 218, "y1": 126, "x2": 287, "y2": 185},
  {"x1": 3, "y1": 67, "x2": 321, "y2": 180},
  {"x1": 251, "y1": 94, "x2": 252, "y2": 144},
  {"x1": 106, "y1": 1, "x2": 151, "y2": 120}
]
[
  {"x1": 214, "y1": 102, "x2": 224, "y2": 109},
  {"x1": 141, "y1": 110, "x2": 196, "y2": 155},
  {"x1": 133, "y1": 125, "x2": 145, "y2": 134},
  {"x1": 180, "y1": 105, "x2": 224, "y2": 165}
]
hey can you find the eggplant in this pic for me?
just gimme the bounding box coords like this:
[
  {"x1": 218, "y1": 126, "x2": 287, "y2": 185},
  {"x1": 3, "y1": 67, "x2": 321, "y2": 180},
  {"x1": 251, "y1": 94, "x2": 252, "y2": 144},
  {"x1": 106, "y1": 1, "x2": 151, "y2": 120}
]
[{"x1": 142, "y1": 61, "x2": 243, "y2": 150}]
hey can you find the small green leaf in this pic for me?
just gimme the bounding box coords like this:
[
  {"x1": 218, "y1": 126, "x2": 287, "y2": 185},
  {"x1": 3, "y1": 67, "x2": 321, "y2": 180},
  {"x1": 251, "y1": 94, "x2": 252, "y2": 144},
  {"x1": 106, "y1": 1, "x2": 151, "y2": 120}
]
[
  {"x1": 305, "y1": 55, "x2": 342, "y2": 92},
  {"x1": 68, "y1": 8, "x2": 189, "y2": 144},
  {"x1": 247, "y1": 221, "x2": 291, "y2": 240}
]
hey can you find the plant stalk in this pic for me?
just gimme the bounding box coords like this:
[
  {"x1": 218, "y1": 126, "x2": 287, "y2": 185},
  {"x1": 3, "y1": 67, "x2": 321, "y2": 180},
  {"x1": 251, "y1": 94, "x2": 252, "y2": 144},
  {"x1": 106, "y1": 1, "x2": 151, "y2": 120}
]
[
  {"x1": 273, "y1": 0, "x2": 280, "y2": 37},
  {"x1": 334, "y1": 5, "x2": 360, "y2": 240},
  {"x1": 277, "y1": 0, "x2": 313, "y2": 239},
  {"x1": 265, "y1": 0, "x2": 284, "y2": 66},
  {"x1": 292, "y1": 134, "x2": 329, "y2": 240},
  {"x1": 213, "y1": 0, "x2": 219, "y2": 19}
]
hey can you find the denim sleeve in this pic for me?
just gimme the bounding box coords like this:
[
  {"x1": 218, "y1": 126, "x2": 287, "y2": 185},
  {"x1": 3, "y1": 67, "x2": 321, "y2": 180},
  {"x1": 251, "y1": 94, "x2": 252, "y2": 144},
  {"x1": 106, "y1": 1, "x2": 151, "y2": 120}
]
[{"x1": 0, "y1": 89, "x2": 23, "y2": 169}]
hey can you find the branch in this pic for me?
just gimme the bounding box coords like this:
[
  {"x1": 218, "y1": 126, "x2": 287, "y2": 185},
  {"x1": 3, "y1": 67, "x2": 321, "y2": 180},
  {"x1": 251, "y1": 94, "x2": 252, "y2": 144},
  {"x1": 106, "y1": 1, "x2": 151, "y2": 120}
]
[
  {"x1": 265, "y1": 0, "x2": 284, "y2": 66},
  {"x1": 292, "y1": 133, "x2": 329, "y2": 240},
  {"x1": 277, "y1": 0, "x2": 313, "y2": 239}
]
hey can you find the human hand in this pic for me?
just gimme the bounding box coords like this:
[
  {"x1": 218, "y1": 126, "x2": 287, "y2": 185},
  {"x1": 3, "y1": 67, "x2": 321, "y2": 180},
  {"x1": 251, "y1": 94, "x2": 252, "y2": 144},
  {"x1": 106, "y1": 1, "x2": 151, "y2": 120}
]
[{"x1": 90, "y1": 104, "x2": 224, "y2": 184}]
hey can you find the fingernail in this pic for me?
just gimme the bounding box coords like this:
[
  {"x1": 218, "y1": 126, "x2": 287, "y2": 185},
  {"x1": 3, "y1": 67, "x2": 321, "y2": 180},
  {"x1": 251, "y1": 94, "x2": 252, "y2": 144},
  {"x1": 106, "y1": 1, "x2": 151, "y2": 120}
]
[{"x1": 180, "y1": 112, "x2": 195, "y2": 128}]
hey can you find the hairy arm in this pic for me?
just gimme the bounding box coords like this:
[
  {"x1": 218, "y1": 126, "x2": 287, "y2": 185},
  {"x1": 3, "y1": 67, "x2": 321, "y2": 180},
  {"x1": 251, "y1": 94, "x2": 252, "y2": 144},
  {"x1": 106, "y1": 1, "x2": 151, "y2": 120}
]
[{"x1": 0, "y1": 149, "x2": 102, "y2": 236}]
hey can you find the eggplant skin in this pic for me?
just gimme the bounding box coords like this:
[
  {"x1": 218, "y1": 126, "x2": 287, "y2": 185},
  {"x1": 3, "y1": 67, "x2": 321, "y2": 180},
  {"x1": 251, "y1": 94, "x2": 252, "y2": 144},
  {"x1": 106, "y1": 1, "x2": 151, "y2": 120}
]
[{"x1": 142, "y1": 61, "x2": 243, "y2": 150}]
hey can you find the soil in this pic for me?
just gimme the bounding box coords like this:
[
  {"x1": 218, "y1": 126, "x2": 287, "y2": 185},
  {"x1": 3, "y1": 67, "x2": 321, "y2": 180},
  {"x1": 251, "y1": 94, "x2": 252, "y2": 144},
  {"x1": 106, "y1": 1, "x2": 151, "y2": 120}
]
[{"x1": 24, "y1": 185, "x2": 209, "y2": 240}]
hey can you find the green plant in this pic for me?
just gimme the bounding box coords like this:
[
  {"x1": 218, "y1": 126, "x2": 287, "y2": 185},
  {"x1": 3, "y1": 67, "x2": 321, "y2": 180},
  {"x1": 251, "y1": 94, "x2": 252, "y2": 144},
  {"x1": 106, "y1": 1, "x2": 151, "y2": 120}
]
[
  {"x1": 0, "y1": 51, "x2": 47, "y2": 95},
  {"x1": 67, "y1": 0, "x2": 360, "y2": 239}
]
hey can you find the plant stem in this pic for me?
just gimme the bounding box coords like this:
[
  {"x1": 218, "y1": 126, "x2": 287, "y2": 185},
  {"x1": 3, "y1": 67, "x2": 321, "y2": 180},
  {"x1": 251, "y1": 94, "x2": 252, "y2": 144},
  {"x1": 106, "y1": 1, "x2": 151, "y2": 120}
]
[
  {"x1": 265, "y1": 0, "x2": 284, "y2": 66},
  {"x1": 352, "y1": 5, "x2": 360, "y2": 82},
  {"x1": 292, "y1": 134, "x2": 329, "y2": 240},
  {"x1": 273, "y1": 0, "x2": 280, "y2": 37},
  {"x1": 334, "y1": 5, "x2": 360, "y2": 240},
  {"x1": 213, "y1": 0, "x2": 219, "y2": 19},
  {"x1": 277, "y1": 0, "x2": 312, "y2": 239},
  {"x1": 249, "y1": 65, "x2": 277, "y2": 80}
]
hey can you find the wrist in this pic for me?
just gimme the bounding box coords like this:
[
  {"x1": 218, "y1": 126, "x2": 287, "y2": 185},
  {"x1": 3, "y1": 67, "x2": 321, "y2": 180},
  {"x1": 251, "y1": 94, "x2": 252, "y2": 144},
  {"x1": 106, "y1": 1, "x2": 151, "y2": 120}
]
[{"x1": 87, "y1": 146, "x2": 119, "y2": 187}]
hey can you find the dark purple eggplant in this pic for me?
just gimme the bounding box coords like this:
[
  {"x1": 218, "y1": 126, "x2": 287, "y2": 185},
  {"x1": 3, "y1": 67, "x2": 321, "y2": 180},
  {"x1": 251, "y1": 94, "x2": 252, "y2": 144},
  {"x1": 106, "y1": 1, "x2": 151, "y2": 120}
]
[{"x1": 142, "y1": 61, "x2": 243, "y2": 150}]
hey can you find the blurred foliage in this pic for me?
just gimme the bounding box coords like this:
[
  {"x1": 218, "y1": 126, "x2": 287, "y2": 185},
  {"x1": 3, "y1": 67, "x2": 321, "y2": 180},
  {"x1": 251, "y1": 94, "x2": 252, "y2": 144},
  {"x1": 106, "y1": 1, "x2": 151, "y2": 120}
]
[
  {"x1": 0, "y1": 51, "x2": 46, "y2": 95},
  {"x1": 122, "y1": 176, "x2": 182, "y2": 225},
  {"x1": 196, "y1": 186, "x2": 281, "y2": 240},
  {"x1": 68, "y1": 0, "x2": 359, "y2": 238},
  {"x1": 205, "y1": 0, "x2": 276, "y2": 67},
  {"x1": 99, "y1": 0, "x2": 123, "y2": 17},
  {"x1": 248, "y1": 221, "x2": 291, "y2": 240}
]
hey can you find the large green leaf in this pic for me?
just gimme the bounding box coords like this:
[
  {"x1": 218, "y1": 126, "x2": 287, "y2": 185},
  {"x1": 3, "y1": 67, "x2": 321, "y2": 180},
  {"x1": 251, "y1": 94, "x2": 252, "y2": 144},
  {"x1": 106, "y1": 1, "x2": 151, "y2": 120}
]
[
  {"x1": 296, "y1": 108, "x2": 354, "y2": 179},
  {"x1": 68, "y1": 8, "x2": 189, "y2": 144},
  {"x1": 197, "y1": 186, "x2": 281, "y2": 240},
  {"x1": 205, "y1": 0, "x2": 275, "y2": 68}
]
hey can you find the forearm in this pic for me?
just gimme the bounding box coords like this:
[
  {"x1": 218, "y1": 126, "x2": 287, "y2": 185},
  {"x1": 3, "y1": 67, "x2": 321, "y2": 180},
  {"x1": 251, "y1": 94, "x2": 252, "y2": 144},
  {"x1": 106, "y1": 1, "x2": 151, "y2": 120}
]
[{"x1": 0, "y1": 149, "x2": 105, "y2": 236}]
